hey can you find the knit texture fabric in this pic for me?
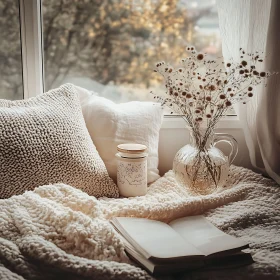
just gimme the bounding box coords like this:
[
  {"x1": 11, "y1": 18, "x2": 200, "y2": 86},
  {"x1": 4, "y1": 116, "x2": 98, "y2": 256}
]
[
  {"x1": 0, "y1": 166, "x2": 279, "y2": 279},
  {"x1": 0, "y1": 84, "x2": 119, "y2": 199}
]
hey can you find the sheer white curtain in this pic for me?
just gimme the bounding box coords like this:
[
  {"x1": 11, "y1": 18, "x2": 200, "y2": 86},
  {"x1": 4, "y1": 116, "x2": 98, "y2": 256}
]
[{"x1": 217, "y1": 0, "x2": 280, "y2": 184}]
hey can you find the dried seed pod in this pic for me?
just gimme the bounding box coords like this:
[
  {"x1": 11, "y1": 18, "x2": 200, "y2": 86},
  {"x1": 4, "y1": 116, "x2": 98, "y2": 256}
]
[{"x1": 209, "y1": 85, "x2": 216, "y2": 91}]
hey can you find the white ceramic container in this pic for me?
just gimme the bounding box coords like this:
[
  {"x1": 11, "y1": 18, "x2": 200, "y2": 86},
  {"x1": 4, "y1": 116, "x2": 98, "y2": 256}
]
[{"x1": 116, "y1": 143, "x2": 148, "y2": 197}]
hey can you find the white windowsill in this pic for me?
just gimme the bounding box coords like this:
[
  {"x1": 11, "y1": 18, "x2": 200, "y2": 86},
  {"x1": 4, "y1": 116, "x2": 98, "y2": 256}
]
[
  {"x1": 161, "y1": 115, "x2": 241, "y2": 129},
  {"x1": 158, "y1": 115, "x2": 251, "y2": 174}
]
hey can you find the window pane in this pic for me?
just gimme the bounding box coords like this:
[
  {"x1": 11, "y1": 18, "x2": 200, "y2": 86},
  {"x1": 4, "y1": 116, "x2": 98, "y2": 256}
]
[
  {"x1": 0, "y1": 0, "x2": 23, "y2": 100},
  {"x1": 42, "y1": 0, "x2": 222, "y2": 103}
]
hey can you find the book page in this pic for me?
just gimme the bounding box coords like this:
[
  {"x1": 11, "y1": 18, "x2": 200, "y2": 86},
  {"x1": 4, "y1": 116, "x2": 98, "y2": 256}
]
[
  {"x1": 114, "y1": 217, "x2": 203, "y2": 259},
  {"x1": 123, "y1": 239, "x2": 156, "y2": 274},
  {"x1": 169, "y1": 216, "x2": 248, "y2": 256}
]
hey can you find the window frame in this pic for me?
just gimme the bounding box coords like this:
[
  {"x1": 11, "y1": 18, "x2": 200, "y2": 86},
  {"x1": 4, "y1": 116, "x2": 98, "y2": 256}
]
[
  {"x1": 19, "y1": 0, "x2": 44, "y2": 99},
  {"x1": 18, "y1": 0, "x2": 241, "y2": 128},
  {"x1": 161, "y1": 115, "x2": 240, "y2": 129}
]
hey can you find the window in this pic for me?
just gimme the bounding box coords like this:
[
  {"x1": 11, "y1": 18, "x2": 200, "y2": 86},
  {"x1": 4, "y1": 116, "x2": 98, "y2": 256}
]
[
  {"x1": 1, "y1": 0, "x2": 235, "y2": 115},
  {"x1": 42, "y1": 0, "x2": 222, "y2": 103},
  {"x1": 0, "y1": 0, "x2": 23, "y2": 100}
]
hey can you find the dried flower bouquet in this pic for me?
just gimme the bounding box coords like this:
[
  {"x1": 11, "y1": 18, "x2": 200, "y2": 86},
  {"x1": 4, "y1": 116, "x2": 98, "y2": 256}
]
[{"x1": 152, "y1": 47, "x2": 276, "y2": 194}]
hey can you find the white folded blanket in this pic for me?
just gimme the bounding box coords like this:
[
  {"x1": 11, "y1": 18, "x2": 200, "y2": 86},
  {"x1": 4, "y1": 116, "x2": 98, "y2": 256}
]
[{"x1": 0, "y1": 166, "x2": 279, "y2": 280}]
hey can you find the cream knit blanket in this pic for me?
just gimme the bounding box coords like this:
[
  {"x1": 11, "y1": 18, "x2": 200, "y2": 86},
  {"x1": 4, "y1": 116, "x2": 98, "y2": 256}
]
[{"x1": 0, "y1": 166, "x2": 279, "y2": 280}]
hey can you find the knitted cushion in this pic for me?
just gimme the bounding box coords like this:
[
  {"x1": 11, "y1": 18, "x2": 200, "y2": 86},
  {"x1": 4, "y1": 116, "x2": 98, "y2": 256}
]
[{"x1": 0, "y1": 84, "x2": 119, "y2": 199}]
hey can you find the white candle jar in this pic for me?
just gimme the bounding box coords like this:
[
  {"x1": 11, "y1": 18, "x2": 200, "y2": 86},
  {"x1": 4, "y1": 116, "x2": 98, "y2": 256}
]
[{"x1": 116, "y1": 143, "x2": 148, "y2": 197}]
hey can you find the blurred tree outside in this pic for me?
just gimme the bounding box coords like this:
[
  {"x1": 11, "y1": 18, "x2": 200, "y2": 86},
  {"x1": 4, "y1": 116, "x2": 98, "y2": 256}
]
[
  {"x1": 0, "y1": 0, "x2": 222, "y2": 101},
  {"x1": 43, "y1": 0, "x2": 221, "y2": 102},
  {"x1": 0, "y1": 0, "x2": 23, "y2": 100}
]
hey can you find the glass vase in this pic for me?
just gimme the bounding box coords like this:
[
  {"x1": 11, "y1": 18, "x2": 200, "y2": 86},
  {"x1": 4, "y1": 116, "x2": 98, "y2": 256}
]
[{"x1": 173, "y1": 128, "x2": 238, "y2": 195}]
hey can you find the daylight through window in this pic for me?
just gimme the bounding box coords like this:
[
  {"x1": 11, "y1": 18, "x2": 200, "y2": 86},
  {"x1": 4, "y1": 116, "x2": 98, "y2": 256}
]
[
  {"x1": 42, "y1": 0, "x2": 222, "y2": 103},
  {"x1": 0, "y1": 0, "x2": 23, "y2": 100}
]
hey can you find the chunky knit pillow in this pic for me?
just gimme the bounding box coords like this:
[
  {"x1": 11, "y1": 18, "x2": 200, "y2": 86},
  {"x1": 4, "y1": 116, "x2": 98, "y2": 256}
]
[{"x1": 0, "y1": 84, "x2": 119, "y2": 199}]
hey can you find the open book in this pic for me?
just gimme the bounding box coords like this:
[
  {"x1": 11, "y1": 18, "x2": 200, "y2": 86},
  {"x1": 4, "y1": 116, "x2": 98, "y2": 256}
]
[{"x1": 111, "y1": 215, "x2": 253, "y2": 275}]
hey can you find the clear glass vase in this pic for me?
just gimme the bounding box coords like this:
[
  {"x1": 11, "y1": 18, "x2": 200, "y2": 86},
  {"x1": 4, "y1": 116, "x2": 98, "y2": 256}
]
[{"x1": 173, "y1": 128, "x2": 238, "y2": 195}]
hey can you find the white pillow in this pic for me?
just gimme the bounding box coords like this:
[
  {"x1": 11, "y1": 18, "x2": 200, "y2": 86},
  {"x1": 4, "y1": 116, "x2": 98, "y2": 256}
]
[
  {"x1": 75, "y1": 85, "x2": 97, "y2": 106},
  {"x1": 76, "y1": 87, "x2": 163, "y2": 184}
]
